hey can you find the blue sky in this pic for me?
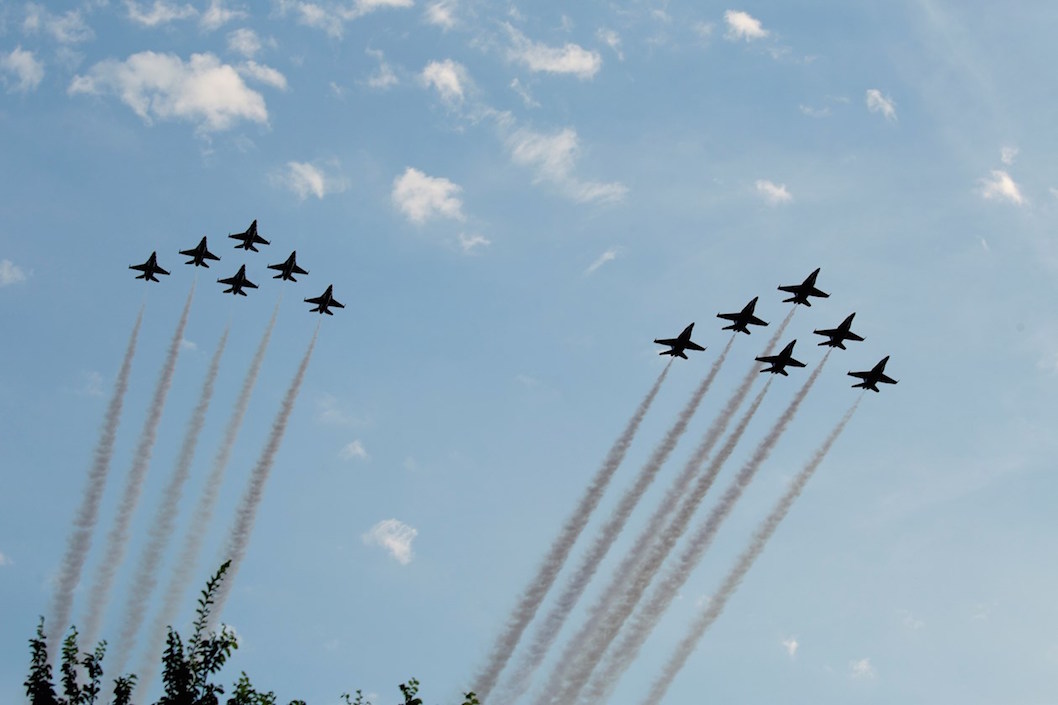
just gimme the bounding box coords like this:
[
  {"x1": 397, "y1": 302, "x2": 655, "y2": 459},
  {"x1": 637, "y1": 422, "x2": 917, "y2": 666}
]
[{"x1": 2, "y1": 0, "x2": 1057, "y2": 703}]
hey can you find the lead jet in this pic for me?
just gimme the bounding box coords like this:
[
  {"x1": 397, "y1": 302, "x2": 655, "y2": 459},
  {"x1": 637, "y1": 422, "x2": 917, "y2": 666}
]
[
  {"x1": 756, "y1": 340, "x2": 806, "y2": 375},
  {"x1": 654, "y1": 323, "x2": 706, "y2": 359},
  {"x1": 217, "y1": 264, "x2": 257, "y2": 296},
  {"x1": 813, "y1": 313, "x2": 864, "y2": 349},
  {"x1": 717, "y1": 296, "x2": 769, "y2": 334},
  {"x1": 305, "y1": 284, "x2": 344, "y2": 315},
  {"x1": 179, "y1": 236, "x2": 221, "y2": 268},
  {"x1": 268, "y1": 251, "x2": 309, "y2": 282},
  {"x1": 848, "y1": 356, "x2": 898, "y2": 392},
  {"x1": 129, "y1": 251, "x2": 170, "y2": 282},
  {"x1": 778, "y1": 268, "x2": 829, "y2": 306},
  {"x1": 229, "y1": 219, "x2": 269, "y2": 252}
]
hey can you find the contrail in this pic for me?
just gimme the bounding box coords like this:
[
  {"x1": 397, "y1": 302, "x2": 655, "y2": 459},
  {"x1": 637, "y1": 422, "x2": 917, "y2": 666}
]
[
  {"x1": 109, "y1": 328, "x2": 229, "y2": 674},
  {"x1": 472, "y1": 361, "x2": 673, "y2": 701},
  {"x1": 136, "y1": 303, "x2": 278, "y2": 690},
  {"x1": 48, "y1": 308, "x2": 143, "y2": 656},
  {"x1": 80, "y1": 286, "x2": 195, "y2": 648},
  {"x1": 584, "y1": 351, "x2": 831, "y2": 703},
  {"x1": 642, "y1": 397, "x2": 861, "y2": 705},
  {"x1": 500, "y1": 338, "x2": 734, "y2": 705},
  {"x1": 208, "y1": 327, "x2": 319, "y2": 626},
  {"x1": 536, "y1": 311, "x2": 795, "y2": 705},
  {"x1": 550, "y1": 378, "x2": 772, "y2": 705}
]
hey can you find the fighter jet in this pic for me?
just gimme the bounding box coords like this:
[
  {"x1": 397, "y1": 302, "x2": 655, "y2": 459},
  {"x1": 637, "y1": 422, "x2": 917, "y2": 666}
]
[
  {"x1": 814, "y1": 313, "x2": 864, "y2": 349},
  {"x1": 229, "y1": 219, "x2": 269, "y2": 252},
  {"x1": 778, "y1": 268, "x2": 829, "y2": 306},
  {"x1": 129, "y1": 252, "x2": 170, "y2": 282},
  {"x1": 717, "y1": 296, "x2": 769, "y2": 334},
  {"x1": 217, "y1": 264, "x2": 258, "y2": 296},
  {"x1": 179, "y1": 236, "x2": 221, "y2": 268},
  {"x1": 755, "y1": 340, "x2": 807, "y2": 375},
  {"x1": 848, "y1": 356, "x2": 898, "y2": 392},
  {"x1": 654, "y1": 323, "x2": 706, "y2": 359},
  {"x1": 305, "y1": 284, "x2": 344, "y2": 315},
  {"x1": 268, "y1": 251, "x2": 309, "y2": 282}
]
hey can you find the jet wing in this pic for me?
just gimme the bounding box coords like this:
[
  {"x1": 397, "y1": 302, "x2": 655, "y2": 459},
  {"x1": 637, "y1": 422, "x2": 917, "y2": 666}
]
[
  {"x1": 129, "y1": 263, "x2": 149, "y2": 272},
  {"x1": 329, "y1": 297, "x2": 345, "y2": 308},
  {"x1": 748, "y1": 314, "x2": 767, "y2": 326},
  {"x1": 684, "y1": 340, "x2": 705, "y2": 352},
  {"x1": 809, "y1": 286, "x2": 829, "y2": 298},
  {"x1": 879, "y1": 373, "x2": 897, "y2": 385},
  {"x1": 156, "y1": 265, "x2": 170, "y2": 276},
  {"x1": 292, "y1": 263, "x2": 308, "y2": 275},
  {"x1": 789, "y1": 357, "x2": 807, "y2": 367},
  {"x1": 653, "y1": 337, "x2": 680, "y2": 346}
]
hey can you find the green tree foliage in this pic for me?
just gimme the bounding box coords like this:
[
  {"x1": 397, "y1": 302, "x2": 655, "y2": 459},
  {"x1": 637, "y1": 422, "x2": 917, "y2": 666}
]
[{"x1": 28, "y1": 563, "x2": 480, "y2": 705}]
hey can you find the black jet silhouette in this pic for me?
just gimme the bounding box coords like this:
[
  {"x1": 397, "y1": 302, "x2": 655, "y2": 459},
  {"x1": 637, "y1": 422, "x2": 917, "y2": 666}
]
[
  {"x1": 129, "y1": 252, "x2": 170, "y2": 282},
  {"x1": 848, "y1": 356, "x2": 898, "y2": 392},
  {"x1": 180, "y1": 236, "x2": 221, "y2": 268},
  {"x1": 778, "y1": 267, "x2": 829, "y2": 306},
  {"x1": 717, "y1": 296, "x2": 769, "y2": 334},
  {"x1": 218, "y1": 264, "x2": 258, "y2": 296},
  {"x1": 268, "y1": 251, "x2": 309, "y2": 282},
  {"x1": 229, "y1": 219, "x2": 269, "y2": 251},
  {"x1": 814, "y1": 313, "x2": 864, "y2": 349},
  {"x1": 305, "y1": 284, "x2": 344, "y2": 315},
  {"x1": 654, "y1": 322, "x2": 706, "y2": 359},
  {"x1": 756, "y1": 340, "x2": 807, "y2": 375}
]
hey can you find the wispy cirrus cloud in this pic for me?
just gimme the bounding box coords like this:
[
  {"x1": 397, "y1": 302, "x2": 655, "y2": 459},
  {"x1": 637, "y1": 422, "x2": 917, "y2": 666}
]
[
  {"x1": 458, "y1": 233, "x2": 491, "y2": 253},
  {"x1": 507, "y1": 127, "x2": 627, "y2": 204},
  {"x1": 23, "y1": 4, "x2": 93, "y2": 44},
  {"x1": 366, "y1": 49, "x2": 398, "y2": 89},
  {"x1": 392, "y1": 167, "x2": 465, "y2": 224},
  {"x1": 596, "y1": 28, "x2": 623, "y2": 60},
  {"x1": 201, "y1": 0, "x2": 246, "y2": 31},
  {"x1": 227, "y1": 28, "x2": 262, "y2": 58},
  {"x1": 340, "y1": 440, "x2": 368, "y2": 461},
  {"x1": 274, "y1": 161, "x2": 347, "y2": 201},
  {"x1": 585, "y1": 247, "x2": 620, "y2": 275},
  {"x1": 424, "y1": 0, "x2": 457, "y2": 30},
  {"x1": 419, "y1": 59, "x2": 469, "y2": 105},
  {"x1": 755, "y1": 179, "x2": 792, "y2": 205},
  {"x1": 849, "y1": 657, "x2": 877, "y2": 679},
  {"x1": 277, "y1": 0, "x2": 413, "y2": 39},
  {"x1": 0, "y1": 551, "x2": 11, "y2": 567},
  {"x1": 865, "y1": 89, "x2": 896, "y2": 121},
  {"x1": 1000, "y1": 145, "x2": 1019, "y2": 166},
  {"x1": 781, "y1": 637, "x2": 798, "y2": 657},
  {"x1": 504, "y1": 23, "x2": 602, "y2": 79},
  {"x1": 362, "y1": 519, "x2": 418, "y2": 564},
  {"x1": 724, "y1": 10, "x2": 768, "y2": 41},
  {"x1": 237, "y1": 61, "x2": 287, "y2": 90},
  {"x1": 0, "y1": 47, "x2": 44, "y2": 93},
  {"x1": 0, "y1": 259, "x2": 30, "y2": 286},
  {"x1": 978, "y1": 170, "x2": 1025, "y2": 205},
  {"x1": 124, "y1": 1, "x2": 197, "y2": 27}
]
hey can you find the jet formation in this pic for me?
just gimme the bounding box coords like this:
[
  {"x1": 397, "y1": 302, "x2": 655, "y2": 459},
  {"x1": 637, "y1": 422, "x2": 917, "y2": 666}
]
[
  {"x1": 654, "y1": 268, "x2": 897, "y2": 392},
  {"x1": 128, "y1": 219, "x2": 343, "y2": 315}
]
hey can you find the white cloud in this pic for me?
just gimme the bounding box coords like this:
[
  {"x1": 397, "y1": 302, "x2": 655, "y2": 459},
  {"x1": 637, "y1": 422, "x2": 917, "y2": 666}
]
[
  {"x1": 125, "y1": 1, "x2": 197, "y2": 27},
  {"x1": 227, "y1": 28, "x2": 262, "y2": 58},
  {"x1": 1000, "y1": 145, "x2": 1018, "y2": 165},
  {"x1": 78, "y1": 371, "x2": 105, "y2": 397},
  {"x1": 276, "y1": 161, "x2": 346, "y2": 200},
  {"x1": 458, "y1": 232, "x2": 490, "y2": 253},
  {"x1": 23, "y1": 5, "x2": 94, "y2": 44},
  {"x1": 362, "y1": 518, "x2": 418, "y2": 564},
  {"x1": 200, "y1": 0, "x2": 247, "y2": 31},
  {"x1": 510, "y1": 78, "x2": 538, "y2": 108},
  {"x1": 0, "y1": 551, "x2": 11, "y2": 567},
  {"x1": 693, "y1": 21, "x2": 715, "y2": 42},
  {"x1": 419, "y1": 59, "x2": 468, "y2": 105},
  {"x1": 317, "y1": 394, "x2": 364, "y2": 427},
  {"x1": 782, "y1": 637, "x2": 798, "y2": 657},
  {"x1": 977, "y1": 170, "x2": 1025, "y2": 206},
  {"x1": 799, "y1": 104, "x2": 830, "y2": 118},
  {"x1": 237, "y1": 61, "x2": 287, "y2": 90},
  {"x1": 507, "y1": 127, "x2": 627, "y2": 204},
  {"x1": 505, "y1": 23, "x2": 602, "y2": 79},
  {"x1": 365, "y1": 49, "x2": 398, "y2": 89},
  {"x1": 0, "y1": 47, "x2": 44, "y2": 93},
  {"x1": 392, "y1": 167, "x2": 465, "y2": 224},
  {"x1": 865, "y1": 89, "x2": 896, "y2": 121},
  {"x1": 340, "y1": 440, "x2": 368, "y2": 460},
  {"x1": 179, "y1": 338, "x2": 197, "y2": 351},
  {"x1": 585, "y1": 247, "x2": 619, "y2": 275},
  {"x1": 724, "y1": 10, "x2": 768, "y2": 41},
  {"x1": 849, "y1": 658, "x2": 877, "y2": 679},
  {"x1": 69, "y1": 52, "x2": 270, "y2": 133},
  {"x1": 0, "y1": 259, "x2": 29, "y2": 286},
  {"x1": 278, "y1": 0, "x2": 412, "y2": 38},
  {"x1": 755, "y1": 179, "x2": 793, "y2": 205},
  {"x1": 899, "y1": 610, "x2": 925, "y2": 630},
  {"x1": 424, "y1": 0, "x2": 456, "y2": 29},
  {"x1": 597, "y1": 28, "x2": 623, "y2": 60}
]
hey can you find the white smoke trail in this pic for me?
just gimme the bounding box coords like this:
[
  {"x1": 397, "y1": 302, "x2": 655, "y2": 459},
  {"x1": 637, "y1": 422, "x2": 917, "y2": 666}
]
[
  {"x1": 136, "y1": 303, "x2": 278, "y2": 689},
  {"x1": 208, "y1": 327, "x2": 319, "y2": 626},
  {"x1": 536, "y1": 311, "x2": 795, "y2": 705},
  {"x1": 109, "y1": 328, "x2": 229, "y2": 674},
  {"x1": 501, "y1": 338, "x2": 735, "y2": 705},
  {"x1": 584, "y1": 351, "x2": 831, "y2": 703},
  {"x1": 80, "y1": 286, "x2": 195, "y2": 648},
  {"x1": 642, "y1": 398, "x2": 861, "y2": 705},
  {"x1": 47, "y1": 308, "x2": 143, "y2": 656},
  {"x1": 472, "y1": 361, "x2": 673, "y2": 701},
  {"x1": 552, "y1": 379, "x2": 772, "y2": 705}
]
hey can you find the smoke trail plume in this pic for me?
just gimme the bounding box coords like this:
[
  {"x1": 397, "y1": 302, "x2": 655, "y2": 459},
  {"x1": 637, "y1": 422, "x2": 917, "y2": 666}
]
[
  {"x1": 536, "y1": 311, "x2": 795, "y2": 705},
  {"x1": 48, "y1": 309, "x2": 143, "y2": 655},
  {"x1": 500, "y1": 339, "x2": 734, "y2": 705},
  {"x1": 109, "y1": 328, "x2": 229, "y2": 674},
  {"x1": 137, "y1": 303, "x2": 278, "y2": 689},
  {"x1": 642, "y1": 398, "x2": 861, "y2": 705},
  {"x1": 80, "y1": 286, "x2": 195, "y2": 647},
  {"x1": 208, "y1": 327, "x2": 318, "y2": 625},
  {"x1": 472, "y1": 361, "x2": 673, "y2": 701},
  {"x1": 585, "y1": 352, "x2": 831, "y2": 702},
  {"x1": 551, "y1": 379, "x2": 771, "y2": 705}
]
